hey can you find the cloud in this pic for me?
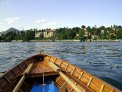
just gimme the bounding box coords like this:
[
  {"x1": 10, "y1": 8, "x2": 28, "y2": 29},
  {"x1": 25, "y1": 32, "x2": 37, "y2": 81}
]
[
  {"x1": 34, "y1": 19, "x2": 57, "y2": 28},
  {"x1": 40, "y1": 21, "x2": 58, "y2": 29},
  {"x1": 0, "y1": 0, "x2": 9, "y2": 5},
  {"x1": 47, "y1": 22, "x2": 57, "y2": 26},
  {"x1": 5, "y1": 17, "x2": 20, "y2": 24},
  {"x1": 0, "y1": 21, "x2": 2, "y2": 25},
  {"x1": 6, "y1": 1, "x2": 9, "y2": 4},
  {"x1": 34, "y1": 19, "x2": 47, "y2": 24}
]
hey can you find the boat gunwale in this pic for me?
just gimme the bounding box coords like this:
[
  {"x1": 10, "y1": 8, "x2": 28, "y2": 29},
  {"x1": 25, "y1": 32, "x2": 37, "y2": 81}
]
[
  {"x1": 0, "y1": 54, "x2": 121, "y2": 92},
  {"x1": 0, "y1": 54, "x2": 43, "y2": 91},
  {"x1": 45, "y1": 54, "x2": 121, "y2": 92}
]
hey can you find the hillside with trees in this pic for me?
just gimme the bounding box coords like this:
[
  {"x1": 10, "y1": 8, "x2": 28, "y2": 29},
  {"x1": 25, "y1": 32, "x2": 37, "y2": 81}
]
[{"x1": 0, "y1": 25, "x2": 122, "y2": 42}]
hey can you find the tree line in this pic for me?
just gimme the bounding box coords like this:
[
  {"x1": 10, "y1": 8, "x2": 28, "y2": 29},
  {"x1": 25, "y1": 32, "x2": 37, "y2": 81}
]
[
  {"x1": 0, "y1": 29, "x2": 35, "y2": 42},
  {"x1": 0, "y1": 25, "x2": 122, "y2": 42},
  {"x1": 55, "y1": 25, "x2": 122, "y2": 41}
]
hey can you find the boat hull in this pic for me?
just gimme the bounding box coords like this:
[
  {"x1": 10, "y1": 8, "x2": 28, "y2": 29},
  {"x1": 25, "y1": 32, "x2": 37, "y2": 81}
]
[{"x1": 0, "y1": 54, "x2": 121, "y2": 92}]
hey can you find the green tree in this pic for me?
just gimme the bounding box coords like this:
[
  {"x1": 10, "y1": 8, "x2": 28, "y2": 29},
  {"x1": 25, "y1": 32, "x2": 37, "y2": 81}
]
[
  {"x1": 86, "y1": 26, "x2": 92, "y2": 40},
  {"x1": 116, "y1": 29, "x2": 122, "y2": 39},
  {"x1": 24, "y1": 30, "x2": 35, "y2": 41},
  {"x1": 79, "y1": 29, "x2": 85, "y2": 41},
  {"x1": 2, "y1": 32, "x2": 17, "y2": 42},
  {"x1": 0, "y1": 35, "x2": 1, "y2": 42},
  {"x1": 72, "y1": 27, "x2": 80, "y2": 39}
]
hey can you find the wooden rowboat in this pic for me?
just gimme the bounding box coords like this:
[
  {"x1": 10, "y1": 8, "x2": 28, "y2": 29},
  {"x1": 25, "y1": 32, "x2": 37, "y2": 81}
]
[{"x1": 0, "y1": 54, "x2": 121, "y2": 92}]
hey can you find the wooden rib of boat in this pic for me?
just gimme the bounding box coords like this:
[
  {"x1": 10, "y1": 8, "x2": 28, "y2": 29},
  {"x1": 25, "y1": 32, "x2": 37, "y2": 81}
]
[{"x1": 0, "y1": 54, "x2": 121, "y2": 92}]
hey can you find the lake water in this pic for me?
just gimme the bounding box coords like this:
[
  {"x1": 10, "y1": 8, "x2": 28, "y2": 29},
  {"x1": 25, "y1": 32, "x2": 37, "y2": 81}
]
[{"x1": 0, "y1": 42, "x2": 122, "y2": 90}]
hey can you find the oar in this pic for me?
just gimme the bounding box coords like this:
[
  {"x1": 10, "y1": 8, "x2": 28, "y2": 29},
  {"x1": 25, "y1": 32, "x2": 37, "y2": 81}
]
[
  {"x1": 12, "y1": 62, "x2": 33, "y2": 92},
  {"x1": 48, "y1": 61, "x2": 81, "y2": 92}
]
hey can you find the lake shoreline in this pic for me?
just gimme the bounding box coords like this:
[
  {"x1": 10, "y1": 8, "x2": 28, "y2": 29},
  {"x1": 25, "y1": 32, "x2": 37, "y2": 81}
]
[
  {"x1": 30, "y1": 39, "x2": 121, "y2": 42},
  {"x1": 0, "y1": 39, "x2": 122, "y2": 42}
]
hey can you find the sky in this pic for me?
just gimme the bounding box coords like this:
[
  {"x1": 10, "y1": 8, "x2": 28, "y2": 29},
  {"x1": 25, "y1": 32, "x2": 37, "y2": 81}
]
[{"x1": 0, "y1": 0, "x2": 122, "y2": 31}]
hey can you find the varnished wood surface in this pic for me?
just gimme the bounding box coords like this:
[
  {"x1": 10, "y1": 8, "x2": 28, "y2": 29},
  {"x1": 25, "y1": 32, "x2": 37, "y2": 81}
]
[
  {"x1": 30, "y1": 61, "x2": 56, "y2": 75},
  {"x1": 0, "y1": 57, "x2": 34, "y2": 92},
  {"x1": 44, "y1": 55, "x2": 121, "y2": 92},
  {"x1": 0, "y1": 54, "x2": 121, "y2": 92}
]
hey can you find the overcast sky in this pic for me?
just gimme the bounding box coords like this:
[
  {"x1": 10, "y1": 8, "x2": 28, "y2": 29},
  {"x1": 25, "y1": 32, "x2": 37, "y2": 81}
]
[{"x1": 0, "y1": 0, "x2": 122, "y2": 31}]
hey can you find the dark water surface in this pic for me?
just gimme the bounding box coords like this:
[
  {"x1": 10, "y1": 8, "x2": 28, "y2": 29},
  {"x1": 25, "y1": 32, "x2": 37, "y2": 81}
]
[{"x1": 0, "y1": 42, "x2": 122, "y2": 90}]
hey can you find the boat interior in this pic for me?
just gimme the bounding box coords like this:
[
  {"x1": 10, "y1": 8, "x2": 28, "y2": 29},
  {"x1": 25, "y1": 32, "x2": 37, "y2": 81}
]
[{"x1": 0, "y1": 54, "x2": 120, "y2": 92}]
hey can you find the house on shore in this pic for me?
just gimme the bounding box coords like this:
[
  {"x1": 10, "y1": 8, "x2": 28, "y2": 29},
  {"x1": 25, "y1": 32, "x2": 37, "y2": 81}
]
[
  {"x1": 44, "y1": 28, "x2": 55, "y2": 38},
  {"x1": 35, "y1": 28, "x2": 55, "y2": 39}
]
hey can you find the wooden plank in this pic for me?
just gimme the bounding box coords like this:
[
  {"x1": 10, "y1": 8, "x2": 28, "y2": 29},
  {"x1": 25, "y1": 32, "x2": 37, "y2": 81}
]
[
  {"x1": 100, "y1": 85, "x2": 104, "y2": 92},
  {"x1": 72, "y1": 69, "x2": 82, "y2": 79},
  {"x1": 87, "y1": 77, "x2": 93, "y2": 87},
  {"x1": 78, "y1": 71, "x2": 84, "y2": 80},
  {"x1": 60, "y1": 81, "x2": 67, "y2": 88},
  {"x1": 48, "y1": 61, "x2": 81, "y2": 92},
  {"x1": 71, "y1": 67, "x2": 76, "y2": 74},
  {"x1": 61, "y1": 63, "x2": 68, "y2": 69},
  {"x1": 19, "y1": 63, "x2": 27, "y2": 71},
  {"x1": 90, "y1": 77, "x2": 103, "y2": 88},
  {"x1": 4, "y1": 76, "x2": 15, "y2": 88},
  {"x1": 110, "y1": 89, "x2": 114, "y2": 92},
  {"x1": 46, "y1": 54, "x2": 121, "y2": 92},
  {"x1": 103, "y1": 85, "x2": 115, "y2": 92},
  {"x1": 59, "y1": 60, "x2": 63, "y2": 66},
  {"x1": 55, "y1": 59, "x2": 62, "y2": 66},
  {"x1": 30, "y1": 72, "x2": 59, "y2": 78},
  {"x1": 12, "y1": 63, "x2": 33, "y2": 92},
  {"x1": 56, "y1": 76, "x2": 61, "y2": 82},
  {"x1": 65, "y1": 64, "x2": 69, "y2": 70},
  {"x1": 18, "y1": 65, "x2": 23, "y2": 71},
  {"x1": 46, "y1": 54, "x2": 120, "y2": 92},
  {"x1": 57, "y1": 76, "x2": 66, "y2": 87},
  {"x1": 62, "y1": 62, "x2": 69, "y2": 69},
  {"x1": 11, "y1": 70, "x2": 17, "y2": 76},
  {"x1": 30, "y1": 61, "x2": 55, "y2": 74},
  {"x1": 64, "y1": 72, "x2": 94, "y2": 92},
  {"x1": 54, "y1": 58, "x2": 57, "y2": 63},
  {"x1": 0, "y1": 77, "x2": 8, "y2": 89},
  {"x1": 5, "y1": 71, "x2": 16, "y2": 81},
  {"x1": 50, "y1": 57, "x2": 57, "y2": 63},
  {"x1": 83, "y1": 72, "x2": 91, "y2": 79},
  {"x1": 69, "y1": 87, "x2": 73, "y2": 92},
  {"x1": 80, "y1": 76, "x2": 89, "y2": 85},
  {"x1": 89, "y1": 82, "x2": 100, "y2": 92},
  {"x1": 24, "y1": 61, "x2": 28, "y2": 66}
]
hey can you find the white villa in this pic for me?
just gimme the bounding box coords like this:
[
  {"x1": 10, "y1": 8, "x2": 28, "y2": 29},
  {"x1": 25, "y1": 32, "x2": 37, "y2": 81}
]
[
  {"x1": 35, "y1": 28, "x2": 55, "y2": 38},
  {"x1": 43, "y1": 29, "x2": 55, "y2": 38}
]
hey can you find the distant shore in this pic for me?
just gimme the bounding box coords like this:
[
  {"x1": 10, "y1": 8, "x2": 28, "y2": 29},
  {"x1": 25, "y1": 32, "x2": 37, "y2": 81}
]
[
  {"x1": 30, "y1": 39, "x2": 121, "y2": 42},
  {"x1": 0, "y1": 39, "x2": 121, "y2": 42}
]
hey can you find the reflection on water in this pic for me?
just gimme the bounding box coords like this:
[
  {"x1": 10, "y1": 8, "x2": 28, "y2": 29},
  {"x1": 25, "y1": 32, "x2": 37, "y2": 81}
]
[{"x1": 0, "y1": 42, "x2": 122, "y2": 90}]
